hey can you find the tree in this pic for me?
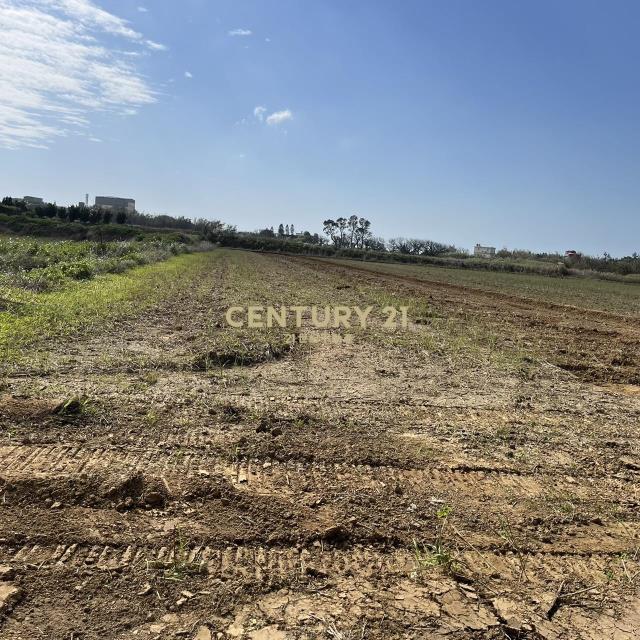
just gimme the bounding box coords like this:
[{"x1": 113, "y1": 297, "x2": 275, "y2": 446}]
[
  {"x1": 388, "y1": 238, "x2": 412, "y2": 254},
  {"x1": 102, "y1": 210, "x2": 113, "y2": 224},
  {"x1": 355, "y1": 217, "x2": 371, "y2": 248},
  {"x1": 323, "y1": 219, "x2": 339, "y2": 246},
  {"x1": 43, "y1": 203, "x2": 57, "y2": 218},
  {"x1": 278, "y1": 223, "x2": 285, "y2": 237},
  {"x1": 89, "y1": 209, "x2": 102, "y2": 224},
  {"x1": 1, "y1": 197, "x2": 13, "y2": 206},
  {"x1": 365, "y1": 236, "x2": 386, "y2": 251},
  {"x1": 78, "y1": 206, "x2": 91, "y2": 223},
  {"x1": 336, "y1": 217, "x2": 348, "y2": 247},
  {"x1": 348, "y1": 215, "x2": 359, "y2": 247},
  {"x1": 290, "y1": 224, "x2": 295, "y2": 236},
  {"x1": 285, "y1": 224, "x2": 290, "y2": 236},
  {"x1": 115, "y1": 211, "x2": 127, "y2": 224}
]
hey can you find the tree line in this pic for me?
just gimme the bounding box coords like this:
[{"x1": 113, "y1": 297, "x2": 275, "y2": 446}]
[
  {"x1": 1, "y1": 198, "x2": 128, "y2": 224},
  {"x1": 0, "y1": 197, "x2": 222, "y2": 234}
]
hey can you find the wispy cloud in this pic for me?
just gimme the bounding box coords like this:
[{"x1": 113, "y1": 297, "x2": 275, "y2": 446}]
[
  {"x1": 252, "y1": 106, "x2": 293, "y2": 127},
  {"x1": 137, "y1": 6, "x2": 147, "y2": 12},
  {"x1": 266, "y1": 109, "x2": 293, "y2": 126},
  {"x1": 146, "y1": 40, "x2": 166, "y2": 51},
  {"x1": 0, "y1": 0, "x2": 165, "y2": 149},
  {"x1": 228, "y1": 28, "x2": 252, "y2": 37},
  {"x1": 184, "y1": 71, "x2": 193, "y2": 79}
]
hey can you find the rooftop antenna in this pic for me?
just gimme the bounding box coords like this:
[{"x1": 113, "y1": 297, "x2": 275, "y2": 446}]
[{"x1": 85, "y1": 193, "x2": 89, "y2": 206}]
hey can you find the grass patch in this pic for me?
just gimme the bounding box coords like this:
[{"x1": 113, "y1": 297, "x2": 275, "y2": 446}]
[
  {"x1": 0, "y1": 251, "x2": 218, "y2": 367},
  {"x1": 0, "y1": 235, "x2": 197, "y2": 294},
  {"x1": 193, "y1": 330, "x2": 295, "y2": 369},
  {"x1": 412, "y1": 505, "x2": 459, "y2": 576}
]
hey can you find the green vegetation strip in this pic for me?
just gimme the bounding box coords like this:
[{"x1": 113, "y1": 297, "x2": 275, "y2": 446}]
[
  {"x1": 0, "y1": 251, "x2": 217, "y2": 362},
  {"x1": 325, "y1": 258, "x2": 640, "y2": 315}
]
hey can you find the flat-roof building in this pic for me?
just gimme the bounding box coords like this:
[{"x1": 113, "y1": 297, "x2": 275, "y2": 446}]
[
  {"x1": 95, "y1": 196, "x2": 135, "y2": 213},
  {"x1": 22, "y1": 196, "x2": 44, "y2": 206},
  {"x1": 474, "y1": 244, "x2": 496, "y2": 258}
]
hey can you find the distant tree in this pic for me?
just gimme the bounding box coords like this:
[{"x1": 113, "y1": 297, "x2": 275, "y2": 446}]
[
  {"x1": 347, "y1": 215, "x2": 359, "y2": 247},
  {"x1": 355, "y1": 217, "x2": 371, "y2": 248},
  {"x1": 336, "y1": 217, "x2": 348, "y2": 247},
  {"x1": 285, "y1": 224, "x2": 290, "y2": 236},
  {"x1": 290, "y1": 224, "x2": 295, "y2": 236},
  {"x1": 89, "y1": 209, "x2": 102, "y2": 224},
  {"x1": 115, "y1": 211, "x2": 127, "y2": 224},
  {"x1": 365, "y1": 236, "x2": 386, "y2": 251},
  {"x1": 387, "y1": 238, "x2": 412, "y2": 254},
  {"x1": 67, "y1": 206, "x2": 79, "y2": 222},
  {"x1": 40, "y1": 202, "x2": 56, "y2": 218},
  {"x1": 422, "y1": 240, "x2": 454, "y2": 256},
  {"x1": 78, "y1": 206, "x2": 91, "y2": 223},
  {"x1": 193, "y1": 218, "x2": 225, "y2": 234},
  {"x1": 258, "y1": 227, "x2": 275, "y2": 237},
  {"x1": 102, "y1": 210, "x2": 113, "y2": 224},
  {"x1": 277, "y1": 223, "x2": 285, "y2": 237},
  {"x1": 323, "y1": 219, "x2": 339, "y2": 246},
  {"x1": 1, "y1": 197, "x2": 13, "y2": 206}
]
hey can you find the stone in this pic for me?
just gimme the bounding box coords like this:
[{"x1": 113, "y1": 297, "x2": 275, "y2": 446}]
[
  {"x1": 194, "y1": 627, "x2": 212, "y2": 640},
  {"x1": 0, "y1": 582, "x2": 22, "y2": 613},
  {"x1": 145, "y1": 491, "x2": 166, "y2": 507},
  {"x1": 0, "y1": 566, "x2": 15, "y2": 581}
]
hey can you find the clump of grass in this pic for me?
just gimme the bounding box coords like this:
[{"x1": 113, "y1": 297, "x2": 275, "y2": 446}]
[
  {"x1": 142, "y1": 371, "x2": 159, "y2": 385},
  {"x1": 147, "y1": 529, "x2": 205, "y2": 581},
  {"x1": 413, "y1": 505, "x2": 459, "y2": 576},
  {"x1": 55, "y1": 395, "x2": 91, "y2": 416},
  {"x1": 193, "y1": 331, "x2": 295, "y2": 369}
]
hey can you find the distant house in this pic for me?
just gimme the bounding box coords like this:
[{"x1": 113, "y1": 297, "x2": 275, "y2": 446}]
[
  {"x1": 474, "y1": 244, "x2": 496, "y2": 258},
  {"x1": 95, "y1": 196, "x2": 135, "y2": 213},
  {"x1": 564, "y1": 250, "x2": 580, "y2": 262},
  {"x1": 22, "y1": 196, "x2": 44, "y2": 208}
]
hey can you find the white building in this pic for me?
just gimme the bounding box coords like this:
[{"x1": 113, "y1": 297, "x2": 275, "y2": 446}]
[{"x1": 474, "y1": 244, "x2": 496, "y2": 258}]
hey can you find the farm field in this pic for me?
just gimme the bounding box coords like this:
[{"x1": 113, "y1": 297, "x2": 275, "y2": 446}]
[
  {"x1": 322, "y1": 257, "x2": 640, "y2": 315},
  {"x1": 0, "y1": 248, "x2": 639, "y2": 639}
]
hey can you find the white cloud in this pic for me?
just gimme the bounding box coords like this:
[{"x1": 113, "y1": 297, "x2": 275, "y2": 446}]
[
  {"x1": 228, "y1": 28, "x2": 252, "y2": 37},
  {"x1": 266, "y1": 109, "x2": 293, "y2": 126},
  {"x1": 137, "y1": 6, "x2": 147, "y2": 12},
  {"x1": 184, "y1": 71, "x2": 193, "y2": 79},
  {"x1": 253, "y1": 105, "x2": 266, "y2": 121},
  {"x1": 146, "y1": 40, "x2": 167, "y2": 51},
  {"x1": 0, "y1": 0, "x2": 164, "y2": 149}
]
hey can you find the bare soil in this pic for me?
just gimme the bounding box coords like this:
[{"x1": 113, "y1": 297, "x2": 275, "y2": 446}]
[{"x1": 0, "y1": 250, "x2": 638, "y2": 639}]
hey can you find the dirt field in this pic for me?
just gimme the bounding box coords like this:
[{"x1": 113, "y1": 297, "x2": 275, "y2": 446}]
[{"x1": 0, "y1": 249, "x2": 639, "y2": 639}]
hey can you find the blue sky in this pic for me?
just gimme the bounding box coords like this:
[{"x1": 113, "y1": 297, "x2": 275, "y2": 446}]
[{"x1": 2, "y1": 0, "x2": 640, "y2": 256}]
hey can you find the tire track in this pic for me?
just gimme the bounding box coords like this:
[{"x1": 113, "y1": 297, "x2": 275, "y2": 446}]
[
  {"x1": 2, "y1": 541, "x2": 634, "y2": 585},
  {"x1": 0, "y1": 444, "x2": 634, "y2": 499}
]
